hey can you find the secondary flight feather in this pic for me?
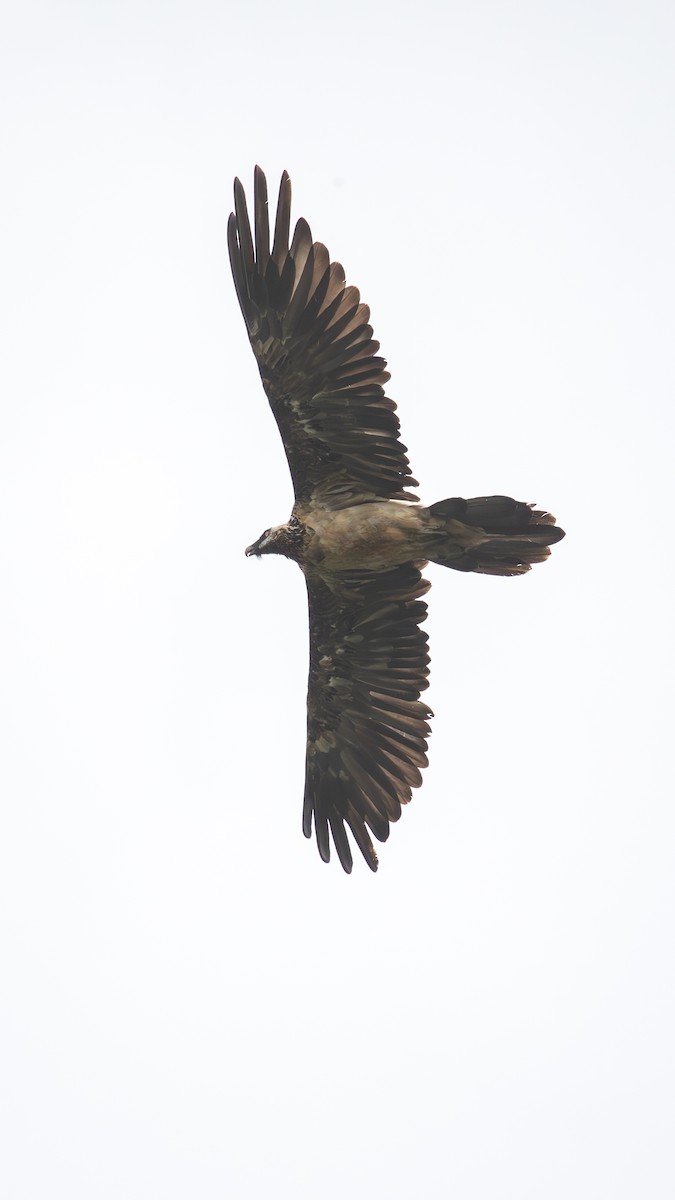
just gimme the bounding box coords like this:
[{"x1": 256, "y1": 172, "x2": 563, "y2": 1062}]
[{"x1": 228, "y1": 166, "x2": 564, "y2": 873}]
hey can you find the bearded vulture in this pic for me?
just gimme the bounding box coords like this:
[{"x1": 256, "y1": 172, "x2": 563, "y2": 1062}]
[{"x1": 228, "y1": 167, "x2": 564, "y2": 873}]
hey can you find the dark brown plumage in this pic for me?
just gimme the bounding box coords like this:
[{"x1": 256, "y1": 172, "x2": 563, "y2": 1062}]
[{"x1": 229, "y1": 167, "x2": 564, "y2": 872}]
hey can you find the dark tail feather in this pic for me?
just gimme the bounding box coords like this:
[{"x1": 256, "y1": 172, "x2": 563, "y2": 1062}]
[{"x1": 427, "y1": 495, "x2": 565, "y2": 576}]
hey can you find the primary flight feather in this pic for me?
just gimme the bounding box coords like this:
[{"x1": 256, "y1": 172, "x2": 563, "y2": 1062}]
[{"x1": 229, "y1": 166, "x2": 564, "y2": 873}]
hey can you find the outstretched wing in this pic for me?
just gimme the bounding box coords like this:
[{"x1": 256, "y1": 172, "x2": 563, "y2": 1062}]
[
  {"x1": 304, "y1": 564, "x2": 432, "y2": 872},
  {"x1": 228, "y1": 167, "x2": 419, "y2": 510}
]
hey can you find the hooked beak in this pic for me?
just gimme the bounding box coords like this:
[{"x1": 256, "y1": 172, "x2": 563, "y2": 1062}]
[{"x1": 245, "y1": 535, "x2": 263, "y2": 557}]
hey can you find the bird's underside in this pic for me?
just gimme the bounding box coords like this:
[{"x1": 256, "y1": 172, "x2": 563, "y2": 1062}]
[{"x1": 230, "y1": 166, "x2": 565, "y2": 873}]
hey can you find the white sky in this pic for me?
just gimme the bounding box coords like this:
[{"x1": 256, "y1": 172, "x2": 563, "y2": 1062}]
[{"x1": 1, "y1": 1, "x2": 674, "y2": 1197}]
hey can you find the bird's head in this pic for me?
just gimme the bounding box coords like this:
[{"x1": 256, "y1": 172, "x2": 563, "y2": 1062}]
[
  {"x1": 245, "y1": 521, "x2": 303, "y2": 560},
  {"x1": 245, "y1": 526, "x2": 280, "y2": 557}
]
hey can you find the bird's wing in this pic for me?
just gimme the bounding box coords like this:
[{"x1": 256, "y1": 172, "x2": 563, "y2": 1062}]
[
  {"x1": 228, "y1": 167, "x2": 419, "y2": 510},
  {"x1": 303, "y1": 564, "x2": 432, "y2": 872}
]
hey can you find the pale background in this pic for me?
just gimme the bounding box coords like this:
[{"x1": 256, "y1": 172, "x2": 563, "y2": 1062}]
[{"x1": 1, "y1": 2, "x2": 673, "y2": 1197}]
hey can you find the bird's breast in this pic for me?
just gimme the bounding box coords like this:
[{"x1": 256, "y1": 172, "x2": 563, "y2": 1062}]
[{"x1": 302, "y1": 502, "x2": 424, "y2": 571}]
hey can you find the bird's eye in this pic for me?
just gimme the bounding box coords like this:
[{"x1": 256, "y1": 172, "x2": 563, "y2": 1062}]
[{"x1": 263, "y1": 529, "x2": 271, "y2": 539}]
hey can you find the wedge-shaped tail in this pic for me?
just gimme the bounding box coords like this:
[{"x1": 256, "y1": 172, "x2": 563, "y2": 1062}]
[{"x1": 425, "y1": 495, "x2": 565, "y2": 576}]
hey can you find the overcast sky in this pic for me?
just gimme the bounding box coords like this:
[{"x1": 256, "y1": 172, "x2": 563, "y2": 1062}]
[{"x1": 2, "y1": 2, "x2": 674, "y2": 1197}]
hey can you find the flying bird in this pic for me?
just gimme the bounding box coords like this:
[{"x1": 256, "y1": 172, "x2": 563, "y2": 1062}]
[{"x1": 228, "y1": 167, "x2": 564, "y2": 873}]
